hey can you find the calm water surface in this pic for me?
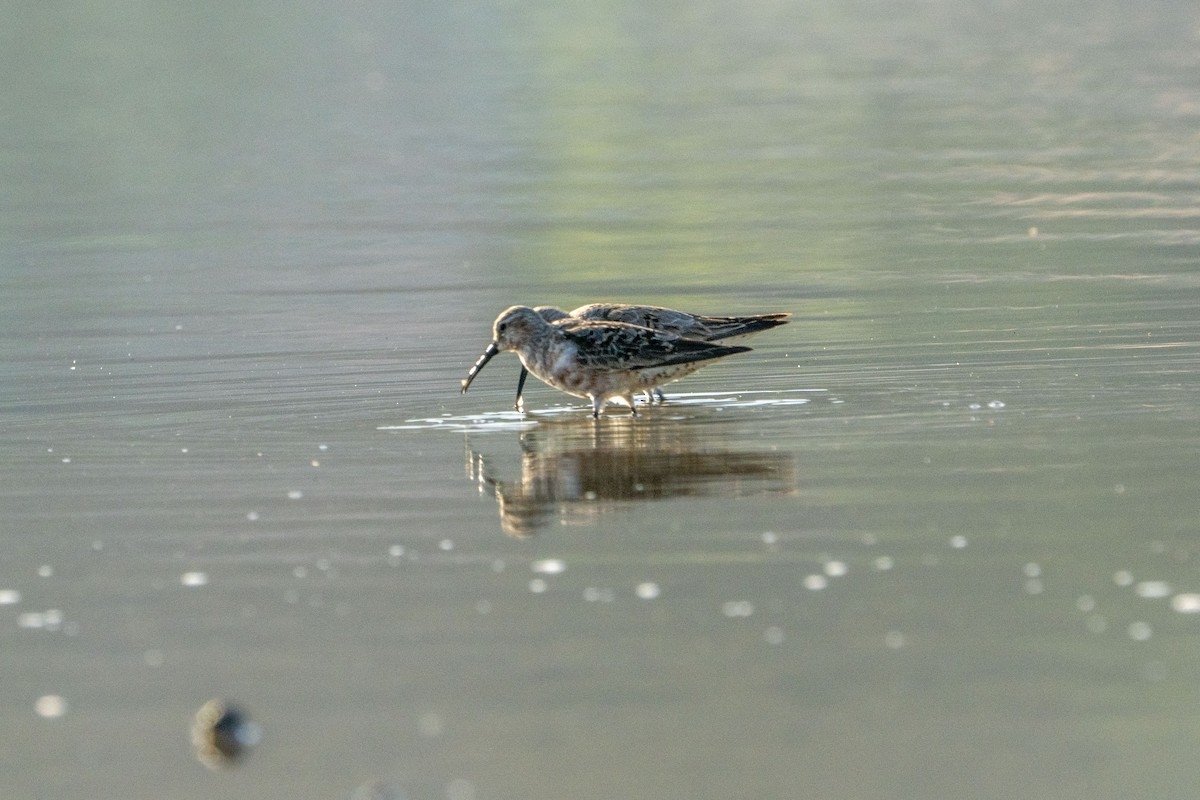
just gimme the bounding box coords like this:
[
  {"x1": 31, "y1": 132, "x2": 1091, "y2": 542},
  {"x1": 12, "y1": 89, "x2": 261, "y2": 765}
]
[{"x1": 3, "y1": 3, "x2": 1200, "y2": 799}]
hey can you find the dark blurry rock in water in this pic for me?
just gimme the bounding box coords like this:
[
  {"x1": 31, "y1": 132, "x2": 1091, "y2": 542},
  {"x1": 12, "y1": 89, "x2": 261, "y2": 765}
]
[{"x1": 191, "y1": 699, "x2": 261, "y2": 769}]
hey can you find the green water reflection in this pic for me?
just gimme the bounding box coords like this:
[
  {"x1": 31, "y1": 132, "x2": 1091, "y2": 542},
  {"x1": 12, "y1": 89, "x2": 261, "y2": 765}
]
[{"x1": 3, "y1": 1, "x2": 1200, "y2": 799}]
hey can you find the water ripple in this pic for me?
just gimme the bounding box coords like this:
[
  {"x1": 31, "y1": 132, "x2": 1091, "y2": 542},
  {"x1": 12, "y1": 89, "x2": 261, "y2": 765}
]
[{"x1": 382, "y1": 390, "x2": 818, "y2": 432}]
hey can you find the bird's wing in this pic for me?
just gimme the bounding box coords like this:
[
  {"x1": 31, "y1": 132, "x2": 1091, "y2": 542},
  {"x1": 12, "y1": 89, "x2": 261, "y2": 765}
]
[{"x1": 561, "y1": 321, "x2": 750, "y2": 370}]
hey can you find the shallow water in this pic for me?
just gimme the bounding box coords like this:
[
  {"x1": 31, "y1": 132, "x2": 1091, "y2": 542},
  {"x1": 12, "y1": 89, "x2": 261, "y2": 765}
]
[{"x1": 4, "y1": 3, "x2": 1200, "y2": 799}]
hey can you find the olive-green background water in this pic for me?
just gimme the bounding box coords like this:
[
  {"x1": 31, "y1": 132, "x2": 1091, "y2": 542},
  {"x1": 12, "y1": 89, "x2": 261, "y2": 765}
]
[{"x1": 3, "y1": 3, "x2": 1199, "y2": 798}]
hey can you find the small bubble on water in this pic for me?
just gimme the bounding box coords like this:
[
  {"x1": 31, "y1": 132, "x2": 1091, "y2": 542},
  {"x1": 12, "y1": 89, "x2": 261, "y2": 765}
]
[
  {"x1": 388, "y1": 544, "x2": 405, "y2": 558},
  {"x1": 531, "y1": 559, "x2": 565, "y2": 574},
  {"x1": 1024, "y1": 578, "x2": 1044, "y2": 595},
  {"x1": 35, "y1": 695, "x2": 68, "y2": 719},
  {"x1": 1170, "y1": 593, "x2": 1200, "y2": 614},
  {"x1": 635, "y1": 582, "x2": 660, "y2": 600},
  {"x1": 0, "y1": 589, "x2": 20, "y2": 605},
  {"x1": 722, "y1": 600, "x2": 755, "y2": 618},
  {"x1": 287, "y1": 490, "x2": 303, "y2": 500},
  {"x1": 1135, "y1": 581, "x2": 1171, "y2": 599},
  {"x1": 761, "y1": 531, "x2": 778, "y2": 545},
  {"x1": 1128, "y1": 621, "x2": 1153, "y2": 641},
  {"x1": 181, "y1": 571, "x2": 209, "y2": 587},
  {"x1": 763, "y1": 626, "x2": 785, "y2": 645},
  {"x1": 987, "y1": 400, "x2": 1005, "y2": 409},
  {"x1": 246, "y1": 511, "x2": 260, "y2": 521},
  {"x1": 804, "y1": 574, "x2": 828, "y2": 591},
  {"x1": 19, "y1": 612, "x2": 46, "y2": 629},
  {"x1": 823, "y1": 561, "x2": 847, "y2": 577},
  {"x1": 949, "y1": 535, "x2": 968, "y2": 549},
  {"x1": 318, "y1": 444, "x2": 329, "y2": 451},
  {"x1": 528, "y1": 578, "x2": 548, "y2": 594},
  {"x1": 293, "y1": 566, "x2": 308, "y2": 579},
  {"x1": 438, "y1": 539, "x2": 454, "y2": 551},
  {"x1": 967, "y1": 403, "x2": 982, "y2": 411},
  {"x1": 884, "y1": 630, "x2": 906, "y2": 649},
  {"x1": 1113, "y1": 570, "x2": 1134, "y2": 587},
  {"x1": 583, "y1": 587, "x2": 614, "y2": 603},
  {"x1": 1023, "y1": 562, "x2": 1042, "y2": 578},
  {"x1": 873, "y1": 555, "x2": 895, "y2": 571}
]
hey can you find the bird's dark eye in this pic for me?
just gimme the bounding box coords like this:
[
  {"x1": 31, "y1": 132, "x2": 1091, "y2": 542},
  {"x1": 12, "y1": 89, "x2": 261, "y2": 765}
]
[{"x1": 498, "y1": 323, "x2": 508, "y2": 333}]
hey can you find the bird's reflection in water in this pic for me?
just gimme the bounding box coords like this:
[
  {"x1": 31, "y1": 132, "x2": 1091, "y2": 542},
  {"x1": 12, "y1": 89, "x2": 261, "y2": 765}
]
[{"x1": 466, "y1": 416, "x2": 798, "y2": 536}]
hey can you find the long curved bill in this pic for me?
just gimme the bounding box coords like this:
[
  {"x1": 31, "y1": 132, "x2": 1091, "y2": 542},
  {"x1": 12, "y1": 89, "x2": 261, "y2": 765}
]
[{"x1": 460, "y1": 341, "x2": 500, "y2": 394}]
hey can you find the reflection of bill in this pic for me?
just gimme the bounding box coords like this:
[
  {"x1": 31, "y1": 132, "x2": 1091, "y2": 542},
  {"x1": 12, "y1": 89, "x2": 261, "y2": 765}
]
[{"x1": 467, "y1": 418, "x2": 798, "y2": 537}]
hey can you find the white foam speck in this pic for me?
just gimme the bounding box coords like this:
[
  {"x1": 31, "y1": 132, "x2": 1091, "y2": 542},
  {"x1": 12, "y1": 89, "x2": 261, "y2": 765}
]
[
  {"x1": 635, "y1": 582, "x2": 660, "y2": 600},
  {"x1": 181, "y1": 571, "x2": 209, "y2": 587},
  {"x1": 583, "y1": 587, "x2": 614, "y2": 603},
  {"x1": 35, "y1": 695, "x2": 68, "y2": 719},
  {"x1": 804, "y1": 574, "x2": 828, "y2": 591},
  {"x1": 1135, "y1": 580, "x2": 1171, "y2": 599},
  {"x1": 1128, "y1": 621, "x2": 1153, "y2": 641},
  {"x1": 722, "y1": 600, "x2": 755, "y2": 618},
  {"x1": 1170, "y1": 593, "x2": 1200, "y2": 613}
]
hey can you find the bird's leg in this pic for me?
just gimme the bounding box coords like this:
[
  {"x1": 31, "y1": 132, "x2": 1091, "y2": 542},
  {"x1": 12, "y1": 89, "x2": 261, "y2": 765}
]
[
  {"x1": 591, "y1": 395, "x2": 604, "y2": 418},
  {"x1": 654, "y1": 387, "x2": 666, "y2": 403},
  {"x1": 621, "y1": 394, "x2": 638, "y2": 416}
]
